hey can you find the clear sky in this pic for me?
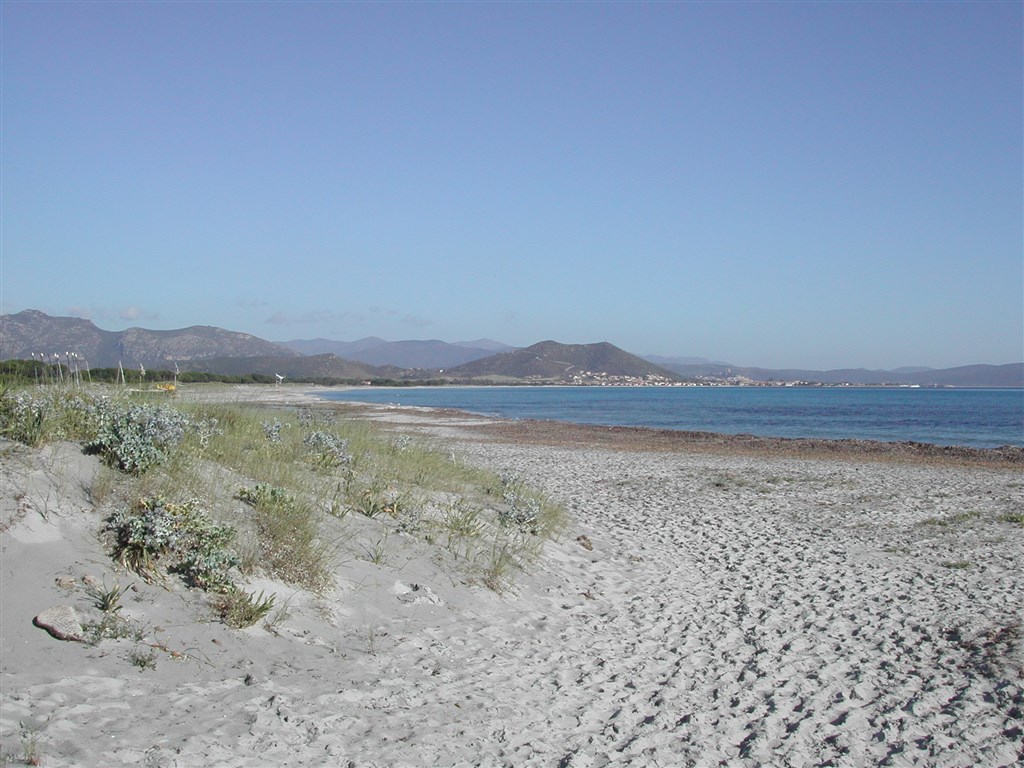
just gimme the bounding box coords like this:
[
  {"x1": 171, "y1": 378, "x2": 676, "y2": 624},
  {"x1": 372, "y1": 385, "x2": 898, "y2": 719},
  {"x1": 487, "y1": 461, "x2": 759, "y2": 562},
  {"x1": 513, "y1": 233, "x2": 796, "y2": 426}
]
[{"x1": 2, "y1": 1, "x2": 1021, "y2": 370}]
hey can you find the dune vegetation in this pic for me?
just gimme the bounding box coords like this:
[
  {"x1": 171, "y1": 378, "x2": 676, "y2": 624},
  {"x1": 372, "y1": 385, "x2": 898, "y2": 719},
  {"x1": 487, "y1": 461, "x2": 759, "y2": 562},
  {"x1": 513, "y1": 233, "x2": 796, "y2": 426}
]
[{"x1": 0, "y1": 382, "x2": 567, "y2": 624}]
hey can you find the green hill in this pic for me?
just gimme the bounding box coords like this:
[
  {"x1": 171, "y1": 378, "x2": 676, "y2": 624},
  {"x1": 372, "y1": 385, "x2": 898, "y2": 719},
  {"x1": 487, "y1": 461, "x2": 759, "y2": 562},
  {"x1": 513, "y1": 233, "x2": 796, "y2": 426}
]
[{"x1": 444, "y1": 341, "x2": 681, "y2": 382}]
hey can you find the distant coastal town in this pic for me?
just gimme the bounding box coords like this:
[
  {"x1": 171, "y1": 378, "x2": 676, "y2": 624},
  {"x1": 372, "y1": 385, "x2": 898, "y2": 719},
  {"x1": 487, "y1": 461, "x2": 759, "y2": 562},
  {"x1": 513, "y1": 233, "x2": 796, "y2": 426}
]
[{"x1": 567, "y1": 371, "x2": 933, "y2": 388}]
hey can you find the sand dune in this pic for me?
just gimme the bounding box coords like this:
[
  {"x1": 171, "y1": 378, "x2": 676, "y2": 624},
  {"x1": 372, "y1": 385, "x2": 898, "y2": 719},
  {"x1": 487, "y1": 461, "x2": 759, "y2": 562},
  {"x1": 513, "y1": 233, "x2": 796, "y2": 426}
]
[{"x1": 1, "y1": 391, "x2": 1021, "y2": 766}]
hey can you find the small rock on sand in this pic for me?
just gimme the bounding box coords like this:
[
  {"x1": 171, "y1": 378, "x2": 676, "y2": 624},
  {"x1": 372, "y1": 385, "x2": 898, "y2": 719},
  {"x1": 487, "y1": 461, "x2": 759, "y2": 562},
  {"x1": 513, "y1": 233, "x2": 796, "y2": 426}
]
[{"x1": 33, "y1": 605, "x2": 85, "y2": 642}]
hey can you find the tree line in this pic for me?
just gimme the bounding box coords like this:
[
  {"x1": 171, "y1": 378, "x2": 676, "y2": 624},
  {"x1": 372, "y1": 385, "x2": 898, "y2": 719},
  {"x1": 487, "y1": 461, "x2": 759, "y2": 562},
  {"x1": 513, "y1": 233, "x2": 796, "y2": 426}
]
[{"x1": 0, "y1": 359, "x2": 450, "y2": 388}]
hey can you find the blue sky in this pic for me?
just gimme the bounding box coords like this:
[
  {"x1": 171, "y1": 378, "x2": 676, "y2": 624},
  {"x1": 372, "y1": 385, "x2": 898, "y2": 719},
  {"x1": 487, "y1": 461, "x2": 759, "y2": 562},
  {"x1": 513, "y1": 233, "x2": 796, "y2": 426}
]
[{"x1": 2, "y1": 1, "x2": 1021, "y2": 370}]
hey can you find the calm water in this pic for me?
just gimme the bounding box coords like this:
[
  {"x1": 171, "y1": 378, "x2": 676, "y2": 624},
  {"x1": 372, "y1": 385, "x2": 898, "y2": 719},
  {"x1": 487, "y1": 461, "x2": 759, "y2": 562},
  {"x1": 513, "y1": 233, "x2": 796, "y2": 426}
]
[{"x1": 317, "y1": 386, "x2": 1024, "y2": 449}]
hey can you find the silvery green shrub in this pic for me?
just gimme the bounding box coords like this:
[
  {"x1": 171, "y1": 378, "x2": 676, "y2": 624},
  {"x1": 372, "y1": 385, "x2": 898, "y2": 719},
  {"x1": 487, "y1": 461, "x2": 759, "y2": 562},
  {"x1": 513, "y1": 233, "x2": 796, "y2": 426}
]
[
  {"x1": 261, "y1": 419, "x2": 284, "y2": 443},
  {"x1": 500, "y1": 490, "x2": 541, "y2": 528},
  {"x1": 193, "y1": 416, "x2": 222, "y2": 447},
  {"x1": 303, "y1": 430, "x2": 351, "y2": 470},
  {"x1": 495, "y1": 469, "x2": 540, "y2": 528},
  {"x1": 298, "y1": 408, "x2": 334, "y2": 428},
  {"x1": 107, "y1": 496, "x2": 238, "y2": 591},
  {"x1": 87, "y1": 399, "x2": 191, "y2": 474}
]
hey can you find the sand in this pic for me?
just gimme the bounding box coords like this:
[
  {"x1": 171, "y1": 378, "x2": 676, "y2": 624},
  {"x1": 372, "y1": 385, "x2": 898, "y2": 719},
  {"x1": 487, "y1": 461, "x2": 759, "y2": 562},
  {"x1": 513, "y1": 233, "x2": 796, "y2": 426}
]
[{"x1": 2, "y1": 384, "x2": 1022, "y2": 766}]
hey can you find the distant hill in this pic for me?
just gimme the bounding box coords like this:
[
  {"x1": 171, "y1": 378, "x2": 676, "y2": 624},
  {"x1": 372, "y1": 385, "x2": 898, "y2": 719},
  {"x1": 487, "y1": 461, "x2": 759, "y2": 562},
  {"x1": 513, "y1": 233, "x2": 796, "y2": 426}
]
[
  {"x1": 282, "y1": 337, "x2": 516, "y2": 369},
  {"x1": 452, "y1": 339, "x2": 514, "y2": 353},
  {"x1": 901, "y1": 363, "x2": 1023, "y2": 388},
  {"x1": 347, "y1": 340, "x2": 508, "y2": 369},
  {"x1": 445, "y1": 341, "x2": 681, "y2": 381},
  {"x1": 1, "y1": 310, "x2": 299, "y2": 369},
  {"x1": 280, "y1": 337, "x2": 388, "y2": 358},
  {"x1": 656, "y1": 360, "x2": 1024, "y2": 388}
]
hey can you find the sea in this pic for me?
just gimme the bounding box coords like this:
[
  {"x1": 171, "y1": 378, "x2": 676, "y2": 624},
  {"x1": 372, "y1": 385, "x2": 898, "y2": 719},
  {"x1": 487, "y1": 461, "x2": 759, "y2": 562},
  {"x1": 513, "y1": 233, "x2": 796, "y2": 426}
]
[{"x1": 316, "y1": 386, "x2": 1024, "y2": 449}]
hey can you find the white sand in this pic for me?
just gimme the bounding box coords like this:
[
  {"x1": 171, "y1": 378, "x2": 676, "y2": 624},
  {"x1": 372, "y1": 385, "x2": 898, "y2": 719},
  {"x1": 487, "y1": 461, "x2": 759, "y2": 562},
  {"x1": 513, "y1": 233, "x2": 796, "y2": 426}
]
[{"x1": 2, "y1": 389, "x2": 1022, "y2": 766}]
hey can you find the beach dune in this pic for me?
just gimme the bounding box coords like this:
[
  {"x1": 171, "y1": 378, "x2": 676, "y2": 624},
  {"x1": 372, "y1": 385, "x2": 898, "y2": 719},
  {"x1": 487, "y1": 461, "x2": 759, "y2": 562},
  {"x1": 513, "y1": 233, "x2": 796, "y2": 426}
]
[{"x1": 1, "y1": 390, "x2": 1021, "y2": 766}]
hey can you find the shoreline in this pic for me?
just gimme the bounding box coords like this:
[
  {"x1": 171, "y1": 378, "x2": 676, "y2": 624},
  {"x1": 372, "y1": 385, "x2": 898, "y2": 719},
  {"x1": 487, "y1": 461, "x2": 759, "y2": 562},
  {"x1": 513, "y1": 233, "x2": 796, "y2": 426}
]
[
  {"x1": 317, "y1": 384, "x2": 1024, "y2": 454},
  {"x1": 183, "y1": 384, "x2": 1024, "y2": 468}
]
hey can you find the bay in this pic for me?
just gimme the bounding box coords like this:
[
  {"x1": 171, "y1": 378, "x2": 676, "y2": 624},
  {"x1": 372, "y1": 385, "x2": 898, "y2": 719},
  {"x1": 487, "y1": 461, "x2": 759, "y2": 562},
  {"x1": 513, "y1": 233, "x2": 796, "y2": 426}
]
[{"x1": 317, "y1": 386, "x2": 1024, "y2": 449}]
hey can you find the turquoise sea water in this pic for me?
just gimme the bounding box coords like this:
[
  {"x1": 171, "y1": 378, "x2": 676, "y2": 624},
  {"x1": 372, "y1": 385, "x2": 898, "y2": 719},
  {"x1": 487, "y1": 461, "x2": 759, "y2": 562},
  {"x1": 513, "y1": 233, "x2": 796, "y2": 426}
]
[{"x1": 316, "y1": 386, "x2": 1024, "y2": 449}]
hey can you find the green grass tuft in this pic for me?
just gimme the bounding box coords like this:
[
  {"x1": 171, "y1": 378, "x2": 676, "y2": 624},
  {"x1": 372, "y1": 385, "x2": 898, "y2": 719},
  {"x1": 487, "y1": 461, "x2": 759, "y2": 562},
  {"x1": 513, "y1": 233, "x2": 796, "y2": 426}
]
[{"x1": 217, "y1": 589, "x2": 277, "y2": 629}]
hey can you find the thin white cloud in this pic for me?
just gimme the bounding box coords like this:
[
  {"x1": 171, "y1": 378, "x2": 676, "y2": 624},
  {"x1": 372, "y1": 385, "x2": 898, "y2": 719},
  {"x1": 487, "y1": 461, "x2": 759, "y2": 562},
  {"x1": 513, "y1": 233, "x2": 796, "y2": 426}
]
[
  {"x1": 367, "y1": 306, "x2": 432, "y2": 327},
  {"x1": 400, "y1": 313, "x2": 432, "y2": 328},
  {"x1": 120, "y1": 306, "x2": 159, "y2": 322},
  {"x1": 265, "y1": 309, "x2": 359, "y2": 325}
]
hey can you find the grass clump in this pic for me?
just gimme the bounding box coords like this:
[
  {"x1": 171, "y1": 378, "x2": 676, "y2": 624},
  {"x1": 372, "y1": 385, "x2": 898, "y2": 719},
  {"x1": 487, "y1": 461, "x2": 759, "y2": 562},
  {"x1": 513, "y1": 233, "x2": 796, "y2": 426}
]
[
  {"x1": 440, "y1": 500, "x2": 485, "y2": 540},
  {"x1": 941, "y1": 560, "x2": 972, "y2": 570},
  {"x1": 347, "y1": 482, "x2": 406, "y2": 519},
  {"x1": 0, "y1": 386, "x2": 96, "y2": 446},
  {"x1": 19, "y1": 726, "x2": 44, "y2": 766},
  {"x1": 918, "y1": 511, "x2": 980, "y2": 527},
  {"x1": 85, "y1": 581, "x2": 128, "y2": 613},
  {"x1": 478, "y1": 533, "x2": 543, "y2": 593},
  {"x1": 360, "y1": 534, "x2": 391, "y2": 565},
  {"x1": 237, "y1": 483, "x2": 333, "y2": 592},
  {"x1": 216, "y1": 589, "x2": 277, "y2": 629}
]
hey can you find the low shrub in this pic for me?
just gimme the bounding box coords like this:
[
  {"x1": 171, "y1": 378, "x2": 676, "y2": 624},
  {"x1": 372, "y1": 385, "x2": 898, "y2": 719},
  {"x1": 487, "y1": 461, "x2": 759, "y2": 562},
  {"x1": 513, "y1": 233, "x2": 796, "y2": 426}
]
[
  {"x1": 496, "y1": 469, "x2": 565, "y2": 536},
  {"x1": 500, "y1": 489, "x2": 541, "y2": 529},
  {"x1": 303, "y1": 430, "x2": 351, "y2": 471},
  {"x1": 107, "y1": 496, "x2": 239, "y2": 590},
  {"x1": 88, "y1": 399, "x2": 192, "y2": 474},
  {"x1": 128, "y1": 647, "x2": 158, "y2": 671},
  {"x1": 238, "y1": 483, "x2": 294, "y2": 509},
  {"x1": 261, "y1": 419, "x2": 284, "y2": 443}
]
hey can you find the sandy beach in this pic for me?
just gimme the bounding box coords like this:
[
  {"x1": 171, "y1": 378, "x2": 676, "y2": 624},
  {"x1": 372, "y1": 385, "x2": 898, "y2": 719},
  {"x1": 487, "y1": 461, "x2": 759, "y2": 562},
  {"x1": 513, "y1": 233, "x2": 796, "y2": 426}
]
[{"x1": 2, "y1": 385, "x2": 1022, "y2": 766}]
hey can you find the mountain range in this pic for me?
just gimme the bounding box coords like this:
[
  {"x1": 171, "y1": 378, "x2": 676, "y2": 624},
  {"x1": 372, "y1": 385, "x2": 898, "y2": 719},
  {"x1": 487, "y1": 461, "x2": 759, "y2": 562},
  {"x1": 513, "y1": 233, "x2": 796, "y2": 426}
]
[
  {"x1": 0, "y1": 310, "x2": 298, "y2": 368},
  {"x1": 1, "y1": 310, "x2": 1021, "y2": 387},
  {"x1": 281, "y1": 338, "x2": 515, "y2": 369}
]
